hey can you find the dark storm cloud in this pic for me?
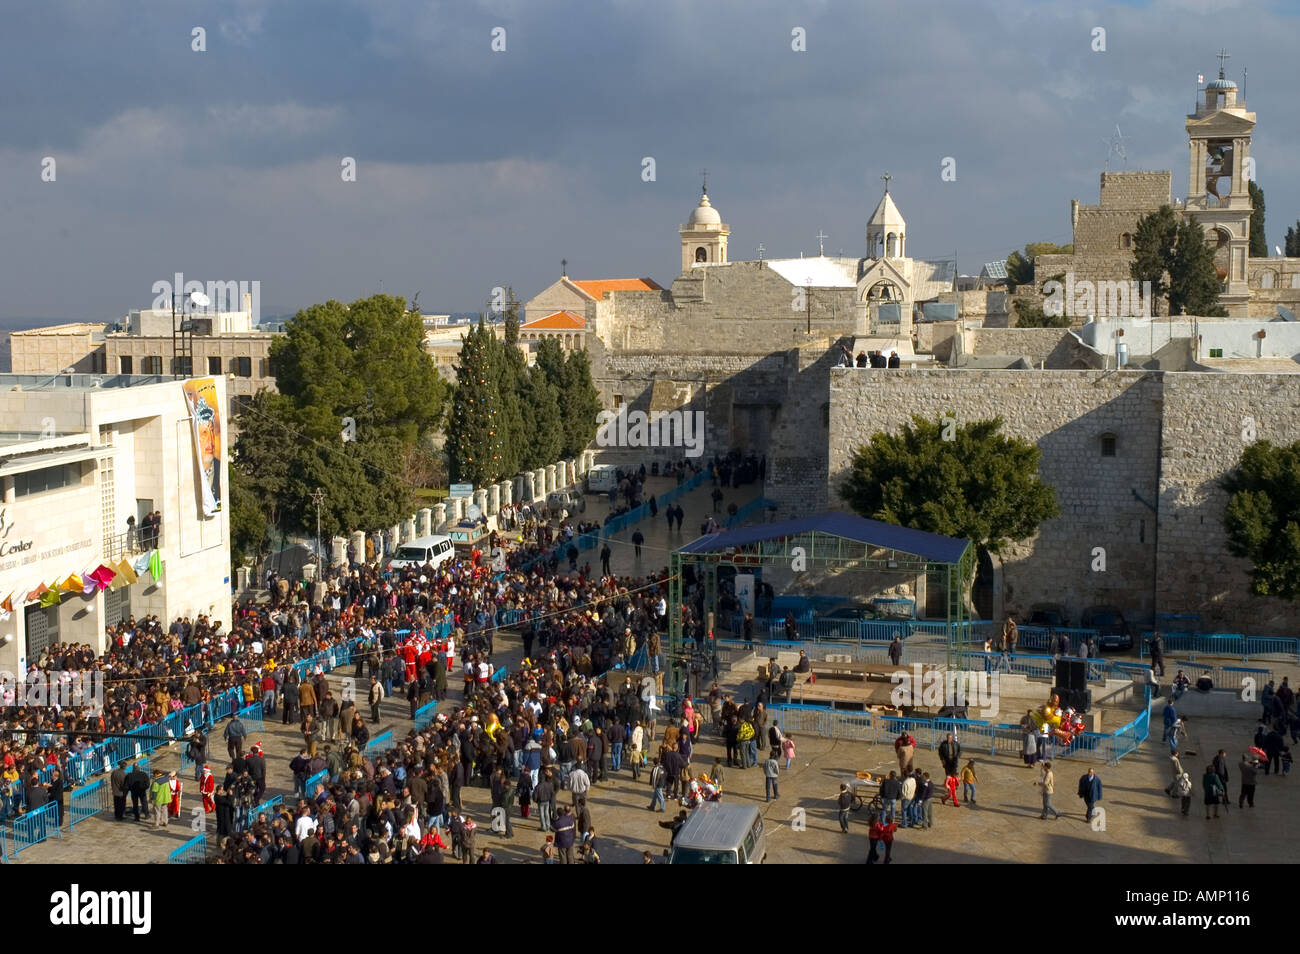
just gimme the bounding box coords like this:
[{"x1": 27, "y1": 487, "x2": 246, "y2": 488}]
[{"x1": 0, "y1": 0, "x2": 1295, "y2": 321}]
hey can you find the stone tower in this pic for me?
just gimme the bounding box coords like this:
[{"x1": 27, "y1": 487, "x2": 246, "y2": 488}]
[
  {"x1": 679, "y1": 189, "x2": 730, "y2": 274},
  {"x1": 1185, "y1": 53, "x2": 1255, "y2": 316},
  {"x1": 866, "y1": 179, "x2": 906, "y2": 260}
]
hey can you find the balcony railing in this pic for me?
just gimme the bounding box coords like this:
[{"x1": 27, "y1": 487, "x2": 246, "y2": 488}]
[{"x1": 103, "y1": 528, "x2": 164, "y2": 563}]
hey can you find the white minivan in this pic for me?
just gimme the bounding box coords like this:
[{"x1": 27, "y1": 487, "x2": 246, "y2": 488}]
[
  {"x1": 667, "y1": 802, "x2": 767, "y2": 864},
  {"x1": 388, "y1": 535, "x2": 455, "y2": 571},
  {"x1": 585, "y1": 464, "x2": 619, "y2": 494}
]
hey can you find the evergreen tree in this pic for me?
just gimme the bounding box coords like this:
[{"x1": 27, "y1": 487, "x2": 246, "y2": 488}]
[
  {"x1": 447, "y1": 321, "x2": 506, "y2": 485},
  {"x1": 1130, "y1": 205, "x2": 1178, "y2": 317},
  {"x1": 520, "y1": 367, "x2": 564, "y2": 468},
  {"x1": 1169, "y1": 218, "x2": 1226, "y2": 316},
  {"x1": 840, "y1": 415, "x2": 1059, "y2": 556},
  {"x1": 491, "y1": 295, "x2": 527, "y2": 478},
  {"x1": 1223, "y1": 440, "x2": 1300, "y2": 601},
  {"x1": 560, "y1": 348, "x2": 601, "y2": 458},
  {"x1": 1248, "y1": 181, "x2": 1267, "y2": 258},
  {"x1": 1285, "y1": 220, "x2": 1300, "y2": 257}
]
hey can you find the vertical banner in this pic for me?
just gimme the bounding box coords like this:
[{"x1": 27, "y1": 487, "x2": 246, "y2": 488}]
[
  {"x1": 734, "y1": 573, "x2": 755, "y2": 617},
  {"x1": 181, "y1": 377, "x2": 223, "y2": 517}
]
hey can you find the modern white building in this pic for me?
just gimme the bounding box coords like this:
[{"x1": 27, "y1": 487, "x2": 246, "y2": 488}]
[{"x1": 0, "y1": 373, "x2": 231, "y2": 676}]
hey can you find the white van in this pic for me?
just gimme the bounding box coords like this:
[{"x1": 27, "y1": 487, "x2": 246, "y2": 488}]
[
  {"x1": 388, "y1": 535, "x2": 455, "y2": 571},
  {"x1": 667, "y1": 802, "x2": 767, "y2": 864},
  {"x1": 585, "y1": 464, "x2": 619, "y2": 494}
]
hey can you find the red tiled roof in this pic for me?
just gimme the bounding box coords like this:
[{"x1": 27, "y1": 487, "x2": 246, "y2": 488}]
[
  {"x1": 570, "y1": 278, "x2": 661, "y2": 299},
  {"x1": 522, "y1": 311, "x2": 586, "y2": 330}
]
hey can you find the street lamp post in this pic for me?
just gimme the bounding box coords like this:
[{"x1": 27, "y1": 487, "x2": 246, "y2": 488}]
[{"x1": 310, "y1": 489, "x2": 325, "y2": 568}]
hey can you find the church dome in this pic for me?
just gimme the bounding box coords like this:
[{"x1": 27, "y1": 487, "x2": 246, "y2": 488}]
[
  {"x1": 687, "y1": 193, "x2": 722, "y2": 226},
  {"x1": 1206, "y1": 77, "x2": 1237, "y2": 90}
]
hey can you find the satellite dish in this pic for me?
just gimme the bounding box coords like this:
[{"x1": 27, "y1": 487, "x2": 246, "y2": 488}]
[
  {"x1": 467, "y1": 504, "x2": 482, "y2": 520},
  {"x1": 1278, "y1": 306, "x2": 1298, "y2": 323},
  {"x1": 188, "y1": 290, "x2": 211, "y2": 309}
]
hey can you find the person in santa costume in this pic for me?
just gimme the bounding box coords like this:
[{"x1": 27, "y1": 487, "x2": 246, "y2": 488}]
[
  {"x1": 199, "y1": 765, "x2": 216, "y2": 813},
  {"x1": 167, "y1": 771, "x2": 183, "y2": 818}
]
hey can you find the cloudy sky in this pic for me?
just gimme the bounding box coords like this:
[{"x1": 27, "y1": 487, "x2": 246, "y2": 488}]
[{"x1": 1, "y1": 0, "x2": 1296, "y2": 323}]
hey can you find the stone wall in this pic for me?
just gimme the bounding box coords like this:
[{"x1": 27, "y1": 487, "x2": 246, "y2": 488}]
[
  {"x1": 965, "y1": 328, "x2": 1074, "y2": 366},
  {"x1": 591, "y1": 261, "x2": 863, "y2": 353},
  {"x1": 825, "y1": 367, "x2": 1300, "y2": 634}
]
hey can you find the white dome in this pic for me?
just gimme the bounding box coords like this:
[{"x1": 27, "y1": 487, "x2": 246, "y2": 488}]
[{"x1": 687, "y1": 193, "x2": 722, "y2": 226}]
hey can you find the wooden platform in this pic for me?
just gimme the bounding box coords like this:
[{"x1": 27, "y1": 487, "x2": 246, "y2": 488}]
[{"x1": 790, "y1": 677, "x2": 900, "y2": 709}]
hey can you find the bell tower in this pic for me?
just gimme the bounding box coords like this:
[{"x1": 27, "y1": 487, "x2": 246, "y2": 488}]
[
  {"x1": 679, "y1": 173, "x2": 729, "y2": 274},
  {"x1": 1185, "y1": 51, "x2": 1254, "y2": 315}
]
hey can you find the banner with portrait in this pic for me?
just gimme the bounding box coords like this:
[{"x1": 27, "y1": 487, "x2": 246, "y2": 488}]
[{"x1": 181, "y1": 377, "x2": 223, "y2": 517}]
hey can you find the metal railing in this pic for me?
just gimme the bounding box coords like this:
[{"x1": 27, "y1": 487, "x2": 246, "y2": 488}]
[
  {"x1": 1141, "y1": 632, "x2": 1299, "y2": 664},
  {"x1": 167, "y1": 832, "x2": 207, "y2": 864},
  {"x1": 245, "y1": 795, "x2": 283, "y2": 828},
  {"x1": 363, "y1": 730, "x2": 393, "y2": 759},
  {"x1": 69, "y1": 778, "x2": 109, "y2": 829},
  {"x1": 10, "y1": 801, "x2": 61, "y2": 857},
  {"x1": 102, "y1": 528, "x2": 165, "y2": 563}
]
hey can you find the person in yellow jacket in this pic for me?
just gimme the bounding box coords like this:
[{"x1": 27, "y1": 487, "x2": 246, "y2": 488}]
[{"x1": 960, "y1": 760, "x2": 978, "y2": 806}]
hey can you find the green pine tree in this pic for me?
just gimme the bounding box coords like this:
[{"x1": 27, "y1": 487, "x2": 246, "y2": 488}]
[
  {"x1": 1248, "y1": 181, "x2": 1267, "y2": 258},
  {"x1": 1169, "y1": 218, "x2": 1226, "y2": 316},
  {"x1": 1285, "y1": 220, "x2": 1300, "y2": 257},
  {"x1": 1130, "y1": 205, "x2": 1178, "y2": 317},
  {"x1": 447, "y1": 321, "x2": 506, "y2": 486},
  {"x1": 520, "y1": 367, "x2": 564, "y2": 469}
]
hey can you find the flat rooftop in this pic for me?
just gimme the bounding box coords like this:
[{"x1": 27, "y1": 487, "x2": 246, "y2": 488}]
[{"x1": 0, "y1": 373, "x2": 169, "y2": 392}]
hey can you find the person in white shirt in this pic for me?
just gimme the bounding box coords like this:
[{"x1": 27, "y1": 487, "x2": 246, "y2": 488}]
[{"x1": 295, "y1": 808, "x2": 317, "y2": 842}]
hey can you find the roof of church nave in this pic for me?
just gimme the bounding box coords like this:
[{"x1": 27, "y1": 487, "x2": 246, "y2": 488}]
[{"x1": 568, "y1": 278, "x2": 662, "y2": 299}]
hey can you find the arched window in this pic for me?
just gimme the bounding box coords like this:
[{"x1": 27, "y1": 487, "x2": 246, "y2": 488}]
[
  {"x1": 695, "y1": 247, "x2": 708, "y2": 262},
  {"x1": 1260, "y1": 271, "x2": 1275, "y2": 289},
  {"x1": 886, "y1": 233, "x2": 897, "y2": 257},
  {"x1": 1120, "y1": 233, "x2": 1132, "y2": 249}
]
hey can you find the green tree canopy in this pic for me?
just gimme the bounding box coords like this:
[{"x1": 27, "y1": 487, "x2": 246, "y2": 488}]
[
  {"x1": 839, "y1": 415, "x2": 1060, "y2": 556},
  {"x1": 1130, "y1": 205, "x2": 1178, "y2": 316},
  {"x1": 1248, "y1": 181, "x2": 1267, "y2": 258},
  {"x1": 1013, "y1": 296, "x2": 1070, "y2": 328},
  {"x1": 1223, "y1": 440, "x2": 1300, "y2": 601},
  {"x1": 1005, "y1": 242, "x2": 1073, "y2": 287},
  {"x1": 270, "y1": 294, "x2": 446, "y2": 444},
  {"x1": 535, "y1": 339, "x2": 601, "y2": 458},
  {"x1": 1169, "y1": 218, "x2": 1227, "y2": 316},
  {"x1": 446, "y1": 320, "x2": 507, "y2": 486},
  {"x1": 1285, "y1": 220, "x2": 1300, "y2": 257}
]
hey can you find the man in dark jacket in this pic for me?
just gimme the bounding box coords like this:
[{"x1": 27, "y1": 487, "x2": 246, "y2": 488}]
[
  {"x1": 281, "y1": 679, "x2": 300, "y2": 726},
  {"x1": 1077, "y1": 768, "x2": 1103, "y2": 822},
  {"x1": 126, "y1": 762, "x2": 149, "y2": 820},
  {"x1": 552, "y1": 805, "x2": 577, "y2": 864},
  {"x1": 938, "y1": 733, "x2": 962, "y2": 778},
  {"x1": 110, "y1": 762, "x2": 128, "y2": 821}
]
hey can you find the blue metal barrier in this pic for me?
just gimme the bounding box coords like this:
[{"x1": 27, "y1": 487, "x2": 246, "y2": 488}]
[
  {"x1": 302, "y1": 770, "x2": 329, "y2": 796},
  {"x1": 235, "y1": 703, "x2": 264, "y2": 734},
  {"x1": 364, "y1": 730, "x2": 393, "y2": 758},
  {"x1": 10, "y1": 801, "x2": 61, "y2": 856},
  {"x1": 167, "y1": 832, "x2": 207, "y2": 864},
  {"x1": 69, "y1": 778, "x2": 109, "y2": 829},
  {"x1": 414, "y1": 701, "x2": 439, "y2": 730},
  {"x1": 245, "y1": 795, "x2": 283, "y2": 827}
]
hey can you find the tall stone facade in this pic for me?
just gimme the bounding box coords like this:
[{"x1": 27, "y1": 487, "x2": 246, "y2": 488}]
[{"x1": 825, "y1": 368, "x2": 1300, "y2": 634}]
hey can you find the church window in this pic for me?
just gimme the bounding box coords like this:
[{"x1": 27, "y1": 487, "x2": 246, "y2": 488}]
[
  {"x1": 1120, "y1": 233, "x2": 1132, "y2": 249},
  {"x1": 1292, "y1": 274, "x2": 1300, "y2": 290},
  {"x1": 1260, "y1": 271, "x2": 1274, "y2": 289},
  {"x1": 1100, "y1": 433, "x2": 1117, "y2": 458},
  {"x1": 886, "y1": 233, "x2": 897, "y2": 257},
  {"x1": 696, "y1": 247, "x2": 708, "y2": 263}
]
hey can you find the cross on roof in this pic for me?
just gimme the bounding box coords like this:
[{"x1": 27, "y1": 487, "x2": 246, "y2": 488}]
[
  {"x1": 881, "y1": 172, "x2": 891, "y2": 193},
  {"x1": 561, "y1": 258, "x2": 567, "y2": 277},
  {"x1": 756, "y1": 244, "x2": 765, "y2": 261},
  {"x1": 700, "y1": 168, "x2": 708, "y2": 195},
  {"x1": 1216, "y1": 48, "x2": 1230, "y2": 78},
  {"x1": 816, "y1": 230, "x2": 828, "y2": 256}
]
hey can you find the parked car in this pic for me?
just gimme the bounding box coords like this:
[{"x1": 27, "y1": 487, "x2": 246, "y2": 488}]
[
  {"x1": 1028, "y1": 603, "x2": 1068, "y2": 629},
  {"x1": 818, "y1": 604, "x2": 882, "y2": 639},
  {"x1": 546, "y1": 490, "x2": 586, "y2": 519},
  {"x1": 1081, "y1": 605, "x2": 1133, "y2": 651}
]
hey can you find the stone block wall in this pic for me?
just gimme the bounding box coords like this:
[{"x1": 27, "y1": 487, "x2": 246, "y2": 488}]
[
  {"x1": 965, "y1": 328, "x2": 1074, "y2": 366},
  {"x1": 826, "y1": 367, "x2": 1300, "y2": 634}
]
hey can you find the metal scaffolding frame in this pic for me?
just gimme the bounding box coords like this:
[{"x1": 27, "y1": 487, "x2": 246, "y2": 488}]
[{"x1": 668, "y1": 522, "x2": 975, "y2": 703}]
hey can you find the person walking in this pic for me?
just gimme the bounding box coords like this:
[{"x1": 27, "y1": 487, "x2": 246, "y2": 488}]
[
  {"x1": 960, "y1": 760, "x2": 978, "y2": 805},
  {"x1": 1147, "y1": 631, "x2": 1166, "y2": 677},
  {"x1": 1164, "y1": 754, "x2": 1186, "y2": 797},
  {"x1": 1174, "y1": 771, "x2": 1193, "y2": 815},
  {"x1": 867, "y1": 813, "x2": 898, "y2": 864},
  {"x1": 631, "y1": 529, "x2": 644, "y2": 558},
  {"x1": 938, "y1": 733, "x2": 961, "y2": 778},
  {"x1": 150, "y1": 771, "x2": 171, "y2": 829},
  {"x1": 1238, "y1": 753, "x2": 1257, "y2": 808},
  {"x1": 648, "y1": 758, "x2": 667, "y2": 813},
  {"x1": 368, "y1": 675, "x2": 384, "y2": 724},
  {"x1": 762, "y1": 750, "x2": 780, "y2": 801},
  {"x1": 1035, "y1": 760, "x2": 1060, "y2": 819},
  {"x1": 223, "y1": 713, "x2": 246, "y2": 760},
  {"x1": 1212, "y1": 749, "x2": 1230, "y2": 815},
  {"x1": 1202, "y1": 765, "x2": 1225, "y2": 819},
  {"x1": 837, "y1": 783, "x2": 853, "y2": 833},
  {"x1": 110, "y1": 761, "x2": 128, "y2": 821},
  {"x1": 600, "y1": 544, "x2": 611, "y2": 577},
  {"x1": 187, "y1": 732, "x2": 208, "y2": 784},
  {"x1": 1077, "y1": 768, "x2": 1102, "y2": 823},
  {"x1": 888, "y1": 635, "x2": 903, "y2": 666}
]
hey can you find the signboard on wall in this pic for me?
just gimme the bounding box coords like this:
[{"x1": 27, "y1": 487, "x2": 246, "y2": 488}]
[
  {"x1": 448, "y1": 484, "x2": 473, "y2": 498},
  {"x1": 735, "y1": 573, "x2": 755, "y2": 617},
  {"x1": 181, "y1": 378, "x2": 223, "y2": 517}
]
